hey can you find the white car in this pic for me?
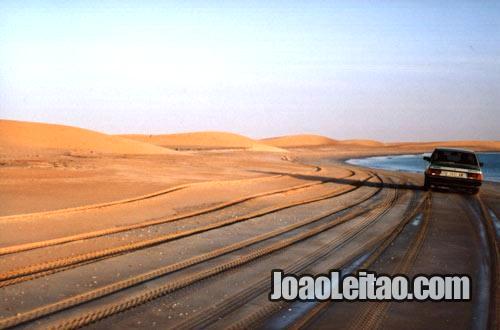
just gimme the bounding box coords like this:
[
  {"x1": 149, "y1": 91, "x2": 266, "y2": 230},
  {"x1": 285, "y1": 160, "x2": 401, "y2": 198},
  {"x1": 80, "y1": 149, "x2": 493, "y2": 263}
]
[{"x1": 423, "y1": 148, "x2": 483, "y2": 194}]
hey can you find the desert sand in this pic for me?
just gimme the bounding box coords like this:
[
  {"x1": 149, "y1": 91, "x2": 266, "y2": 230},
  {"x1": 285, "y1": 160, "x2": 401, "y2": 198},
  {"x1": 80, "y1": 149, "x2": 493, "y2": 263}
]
[
  {"x1": 0, "y1": 120, "x2": 498, "y2": 329},
  {"x1": 261, "y1": 134, "x2": 338, "y2": 147},
  {"x1": 119, "y1": 131, "x2": 286, "y2": 152},
  {"x1": 0, "y1": 120, "x2": 175, "y2": 155},
  {"x1": 338, "y1": 139, "x2": 385, "y2": 146},
  {"x1": 262, "y1": 135, "x2": 387, "y2": 148}
]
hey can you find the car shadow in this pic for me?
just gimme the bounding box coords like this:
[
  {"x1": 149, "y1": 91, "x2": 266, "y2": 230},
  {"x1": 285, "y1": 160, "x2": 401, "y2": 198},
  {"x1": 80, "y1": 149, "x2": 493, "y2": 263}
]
[
  {"x1": 249, "y1": 170, "x2": 425, "y2": 191},
  {"x1": 427, "y1": 186, "x2": 476, "y2": 195}
]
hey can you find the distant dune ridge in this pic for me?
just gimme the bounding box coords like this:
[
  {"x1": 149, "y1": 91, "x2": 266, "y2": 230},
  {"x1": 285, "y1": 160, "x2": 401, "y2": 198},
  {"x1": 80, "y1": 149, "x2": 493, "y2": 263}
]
[
  {"x1": 0, "y1": 120, "x2": 175, "y2": 154},
  {"x1": 388, "y1": 140, "x2": 500, "y2": 150},
  {"x1": 1, "y1": 120, "x2": 498, "y2": 155},
  {"x1": 260, "y1": 134, "x2": 338, "y2": 147},
  {"x1": 119, "y1": 132, "x2": 287, "y2": 152},
  {"x1": 261, "y1": 134, "x2": 388, "y2": 148},
  {"x1": 338, "y1": 139, "x2": 385, "y2": 147},
  {"x1": 260, "y1": 134, "x2": 500, "y2": 150}
]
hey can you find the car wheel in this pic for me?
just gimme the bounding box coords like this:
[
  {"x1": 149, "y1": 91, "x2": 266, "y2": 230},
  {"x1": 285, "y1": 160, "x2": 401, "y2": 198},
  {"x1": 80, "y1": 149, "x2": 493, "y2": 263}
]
[
  {"x1": 423, "y1": 177, "x2": 430, "y2": 191},
  {"x1": 468, "y1": 188, "x2": 479, "y2": 195}
]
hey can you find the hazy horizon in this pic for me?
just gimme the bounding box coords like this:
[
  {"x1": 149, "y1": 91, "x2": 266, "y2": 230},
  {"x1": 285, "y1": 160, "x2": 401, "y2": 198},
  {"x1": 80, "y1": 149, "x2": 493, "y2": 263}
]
[{"x1": 1, "y1": 1, "x2": 499, "y2": 142}]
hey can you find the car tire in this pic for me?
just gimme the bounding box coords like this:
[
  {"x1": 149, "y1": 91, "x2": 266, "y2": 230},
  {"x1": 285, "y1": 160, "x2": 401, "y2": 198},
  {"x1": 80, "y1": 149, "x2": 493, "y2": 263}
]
[
  {"x1": 423, "y1": 177, "x2": 431, "y2": 191},
  {"x1": 468, "y1": 188, "x2": 479, "y2": 195}
]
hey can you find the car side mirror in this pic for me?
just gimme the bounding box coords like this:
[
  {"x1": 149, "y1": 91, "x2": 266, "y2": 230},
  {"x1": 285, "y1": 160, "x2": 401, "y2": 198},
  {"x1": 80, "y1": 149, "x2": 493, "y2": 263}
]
[
  {"x1": 479, "y1": 162, "x2": 484, "y2": 167},
  {"x1": 423, "y1": 156, "x2": 431, "y2": 162}
]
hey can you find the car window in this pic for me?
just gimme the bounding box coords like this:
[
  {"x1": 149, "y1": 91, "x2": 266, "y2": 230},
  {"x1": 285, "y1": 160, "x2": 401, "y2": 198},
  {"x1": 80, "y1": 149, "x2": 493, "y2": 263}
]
[{"x1": 431, "y1": 150, "x2": 478, "y2": 166}]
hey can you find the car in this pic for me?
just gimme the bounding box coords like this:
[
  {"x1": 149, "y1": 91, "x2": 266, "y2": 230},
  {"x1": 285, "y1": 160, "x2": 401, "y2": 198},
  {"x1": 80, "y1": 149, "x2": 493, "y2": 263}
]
[{"x1": 423, "y1": 148, "x2": 483, "y2": 194}]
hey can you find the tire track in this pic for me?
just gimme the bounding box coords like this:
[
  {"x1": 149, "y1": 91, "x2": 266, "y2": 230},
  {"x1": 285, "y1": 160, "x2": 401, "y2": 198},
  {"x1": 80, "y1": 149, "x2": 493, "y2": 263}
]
[
  {"x1": 467, "y1": 195, "x2": 498, "y2": 330},
  {"x1": 0, "y1": 174, "x2": 288, "y2": 222},
  {"x1": 346, "y1": 196, "x2": 431, "y2": 330},
  {"x1": 0, "y1": 170, "x2": 369, "y2": 285},
  {"x1": 286, "y1": 190, "x2": 425, "y2": 330},
  {"x1": 0, "y1": 170, "x2": 342, "y2": 256},
  {"x1": 23, "y1": 177, "x2": 394, "y2": 330},
  {"x1": 0, "y1": 175, "x2": 383, "y2": 329},
  {"x1": 175, "y1": 178, "x2": 416, "y2": 329},
  {"x1": 220, "y1": 186, "x2": 426, "y2": 330}
]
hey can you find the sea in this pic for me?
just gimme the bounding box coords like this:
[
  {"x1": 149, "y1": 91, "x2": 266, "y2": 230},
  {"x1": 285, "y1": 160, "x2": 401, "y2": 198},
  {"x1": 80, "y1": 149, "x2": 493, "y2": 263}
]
[{"x1": 346, "y1": 152, "x2": 500, "y2": 183}]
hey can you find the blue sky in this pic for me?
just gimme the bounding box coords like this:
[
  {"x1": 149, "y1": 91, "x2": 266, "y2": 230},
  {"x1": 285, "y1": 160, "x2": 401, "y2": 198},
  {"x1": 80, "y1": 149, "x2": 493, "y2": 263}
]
[{"x1": 0, "y1": 1, "x2": 499, "y2": 141}]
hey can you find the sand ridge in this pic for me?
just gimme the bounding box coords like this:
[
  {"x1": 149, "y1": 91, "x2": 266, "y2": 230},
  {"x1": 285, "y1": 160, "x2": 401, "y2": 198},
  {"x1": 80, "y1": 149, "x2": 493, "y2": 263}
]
[
  {"x1": 260, "y1": 134, "x2": 338, "y2": 148},
  {"x1": 262, "y1": 135, "x2": 387, "y2": 148},
  {"x1": 119, "y1": 131, "x2": 287, "y2": 152},
  {"x1": 388, "y1": 140, "x2": 500, "y2": 150},
  {"x1": 338, "y1": 139, "x2": 385, "y2": 147},
  {"x1": 0, "y1": 120, "x2": 176, "y2": 155}
]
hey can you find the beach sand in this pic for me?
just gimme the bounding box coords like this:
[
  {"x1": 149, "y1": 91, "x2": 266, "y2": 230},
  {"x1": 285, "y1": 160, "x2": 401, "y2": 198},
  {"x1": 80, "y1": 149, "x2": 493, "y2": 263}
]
[{"x1": 0, "y1": 120, "x2": 498, "y2": 329}]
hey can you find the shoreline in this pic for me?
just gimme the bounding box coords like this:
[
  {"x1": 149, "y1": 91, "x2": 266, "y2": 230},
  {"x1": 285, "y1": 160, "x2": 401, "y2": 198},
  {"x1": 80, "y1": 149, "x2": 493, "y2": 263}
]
[{"x1": 343, "y1": 151, "x2": 500, "y2": 183}]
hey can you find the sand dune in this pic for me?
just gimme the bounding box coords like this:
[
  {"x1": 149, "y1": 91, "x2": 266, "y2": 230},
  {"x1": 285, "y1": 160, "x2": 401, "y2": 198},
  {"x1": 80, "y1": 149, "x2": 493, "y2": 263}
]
[
  {"x1": 338, "y1": 139, "x2": 385, "y2": 147},
  {"x1": 389, "y1": 140, "x2": 500, "y2": 150},
  {"x1": 0, "y1": 120, "x2": 174, "y2": 155},
  {"x1": 261, "y1": 134, "x2": 338, "y2": 148},
  {"x1": 119, "y1": 132, "x2": 287, "y2": 152}
]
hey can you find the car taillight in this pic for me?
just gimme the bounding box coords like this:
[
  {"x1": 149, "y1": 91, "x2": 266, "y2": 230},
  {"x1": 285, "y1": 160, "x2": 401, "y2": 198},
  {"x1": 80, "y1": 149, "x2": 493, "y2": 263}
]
[
  {"x1": 427, "y1": 168, "x2": 441, "y2": 176},
  {"x1": 467, "y1": 172, "x2": 483, "y2": 180}
]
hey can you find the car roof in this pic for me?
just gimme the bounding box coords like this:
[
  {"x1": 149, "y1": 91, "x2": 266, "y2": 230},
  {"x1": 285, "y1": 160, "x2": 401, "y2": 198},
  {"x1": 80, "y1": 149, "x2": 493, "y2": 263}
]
[{"x1": 433, "y1": 147, "x2": 476, "y2": 154}]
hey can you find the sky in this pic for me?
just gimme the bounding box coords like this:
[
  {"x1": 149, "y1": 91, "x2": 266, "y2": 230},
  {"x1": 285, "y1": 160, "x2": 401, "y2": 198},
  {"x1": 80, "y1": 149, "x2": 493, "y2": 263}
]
[{"x1": 0, "y1": 1, "x2": 499, "y2": 141}]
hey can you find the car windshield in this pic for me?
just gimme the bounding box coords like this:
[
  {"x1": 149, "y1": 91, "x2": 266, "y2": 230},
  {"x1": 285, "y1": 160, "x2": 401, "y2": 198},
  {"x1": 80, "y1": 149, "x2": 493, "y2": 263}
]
[{"x1": 431, "y1": 150, "x2": 478, "y2": 166}]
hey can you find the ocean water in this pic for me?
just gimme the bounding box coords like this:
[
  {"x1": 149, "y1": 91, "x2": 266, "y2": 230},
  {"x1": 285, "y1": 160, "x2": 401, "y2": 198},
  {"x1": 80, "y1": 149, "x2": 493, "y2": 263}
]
[{"x1": 346, "y1": 152, "x2": 500, "y2": 183}]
